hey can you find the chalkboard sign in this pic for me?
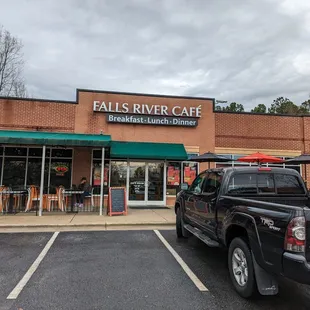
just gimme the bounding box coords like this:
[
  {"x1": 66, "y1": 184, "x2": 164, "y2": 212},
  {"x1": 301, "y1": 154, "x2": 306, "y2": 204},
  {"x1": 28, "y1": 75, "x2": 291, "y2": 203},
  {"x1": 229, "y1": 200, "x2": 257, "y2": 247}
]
[{"x1": 107, "y1": 187, "x2": 127, "y2": 216}]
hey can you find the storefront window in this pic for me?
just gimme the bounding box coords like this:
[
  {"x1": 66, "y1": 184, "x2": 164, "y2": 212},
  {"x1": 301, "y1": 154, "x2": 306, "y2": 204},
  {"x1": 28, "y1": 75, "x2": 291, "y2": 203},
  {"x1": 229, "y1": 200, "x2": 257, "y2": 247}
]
[
  {"x1": 3, "y1": 158, "x2": 26, "y2": 188},
  {"x1": 27, "y1": 158, "x2": 42, "y2": 186},
  {"x1": 110, "y1": 161, "x2": 127, "y2": 188},
  {"x1": 92, "y1": 160, "x2": 109, "y2": 195},
  {"x1": 182, "y1": 162, "x2": 198, "y2": 186},
  {"x1": 166, "y1": 162, "x2": 181, "y2": 195},
  {"x1": 49, "y1": 159, "x2": 72, "y2": 191},
  {"x1": 5, "y1": 147, "x2": 27, "y2": 157}
]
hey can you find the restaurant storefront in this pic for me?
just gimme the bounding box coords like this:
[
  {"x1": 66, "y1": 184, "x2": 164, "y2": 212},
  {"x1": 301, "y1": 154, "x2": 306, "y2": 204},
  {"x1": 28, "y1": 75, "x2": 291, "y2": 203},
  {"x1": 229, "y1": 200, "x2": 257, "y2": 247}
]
[{"x1": 0, "y1": 88, "x2": 309, "y2": 215}]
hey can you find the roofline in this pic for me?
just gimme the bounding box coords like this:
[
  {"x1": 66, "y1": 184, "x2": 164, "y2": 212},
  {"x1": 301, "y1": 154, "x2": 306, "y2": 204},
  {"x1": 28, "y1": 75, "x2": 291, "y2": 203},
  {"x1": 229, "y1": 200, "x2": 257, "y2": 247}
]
[
  {"x1": 76, "y1": 88, "x2": 215, "y2": 102},
  {"x1": 214, "y1": 110, "x2": 310, "y2": 118},
  {"x1": 0, "y1": 95, "x2": 76, "y2": 104}
]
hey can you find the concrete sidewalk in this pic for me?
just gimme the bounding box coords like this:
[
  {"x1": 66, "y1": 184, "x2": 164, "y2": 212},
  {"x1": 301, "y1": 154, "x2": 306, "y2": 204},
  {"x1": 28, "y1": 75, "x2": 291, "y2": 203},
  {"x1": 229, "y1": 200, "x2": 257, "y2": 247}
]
[{"x1": 0, "y1": 208, "x2": 176, "y2": 232}]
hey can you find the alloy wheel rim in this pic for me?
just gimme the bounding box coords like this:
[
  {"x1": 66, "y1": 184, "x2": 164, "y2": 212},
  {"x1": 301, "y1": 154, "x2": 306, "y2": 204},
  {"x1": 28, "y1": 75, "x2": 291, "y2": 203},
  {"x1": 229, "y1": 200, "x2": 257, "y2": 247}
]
[{"x1": 232, "y1": 247, "x2": 248, "y2": 287}]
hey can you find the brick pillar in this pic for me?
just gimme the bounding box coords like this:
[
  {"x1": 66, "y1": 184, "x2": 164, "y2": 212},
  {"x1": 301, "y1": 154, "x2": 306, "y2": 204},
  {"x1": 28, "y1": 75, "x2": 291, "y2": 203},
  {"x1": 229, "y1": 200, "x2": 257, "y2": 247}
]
[{"x1": 72, "y1": 147, "x2": 92, "y2": 185}]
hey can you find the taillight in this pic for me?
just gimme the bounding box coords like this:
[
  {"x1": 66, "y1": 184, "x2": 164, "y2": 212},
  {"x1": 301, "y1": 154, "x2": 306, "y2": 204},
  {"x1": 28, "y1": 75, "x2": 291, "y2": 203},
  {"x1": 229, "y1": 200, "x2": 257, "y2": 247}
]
[{"x1": 284, "y1": 216, "x2": 306, "y2": 253}]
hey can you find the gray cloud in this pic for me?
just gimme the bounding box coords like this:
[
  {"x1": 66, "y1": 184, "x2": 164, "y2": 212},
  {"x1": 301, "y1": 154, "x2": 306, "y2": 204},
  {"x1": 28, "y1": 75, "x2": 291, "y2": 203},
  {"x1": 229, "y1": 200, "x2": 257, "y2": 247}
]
[{"x1": 1, "y1": 0, "x2": 310, "y2": 110}]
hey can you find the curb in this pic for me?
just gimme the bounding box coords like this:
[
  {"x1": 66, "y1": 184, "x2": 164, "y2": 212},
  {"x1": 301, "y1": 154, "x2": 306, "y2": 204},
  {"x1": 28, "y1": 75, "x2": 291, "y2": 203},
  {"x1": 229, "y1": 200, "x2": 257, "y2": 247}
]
[{"x1": 0, "y1": 222, "x2": 175, "y2": 229}]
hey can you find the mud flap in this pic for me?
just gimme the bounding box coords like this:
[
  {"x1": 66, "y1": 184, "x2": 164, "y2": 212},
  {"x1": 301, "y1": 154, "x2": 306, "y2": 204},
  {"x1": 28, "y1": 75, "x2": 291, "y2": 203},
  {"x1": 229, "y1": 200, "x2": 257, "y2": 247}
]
[{"x1": 252, "y1": 253, "x2": 278, "y2": 295}]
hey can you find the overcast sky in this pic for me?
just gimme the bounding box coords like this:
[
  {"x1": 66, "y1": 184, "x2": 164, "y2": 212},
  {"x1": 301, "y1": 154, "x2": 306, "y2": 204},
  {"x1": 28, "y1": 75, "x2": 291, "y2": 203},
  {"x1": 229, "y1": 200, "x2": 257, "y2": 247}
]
[{"x1": 1, "y1": 0, "x2": 310, "y2": 110}]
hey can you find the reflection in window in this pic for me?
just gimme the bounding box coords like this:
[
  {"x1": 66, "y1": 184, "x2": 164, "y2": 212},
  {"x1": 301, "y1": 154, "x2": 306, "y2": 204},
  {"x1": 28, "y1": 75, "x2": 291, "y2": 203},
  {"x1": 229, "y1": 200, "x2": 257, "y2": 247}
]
[
  {"x1": 182, "y1": 162, "x2": 198, "y2": 186},
  {"x1": 27, "y1": 158, "x2": 42, "y2": 186},
  {"x1": 227, "y1": 173, "x2": 257, "y2": 195},
  {"x1": 275, "y1": 174, "x2": 304, "y2": 194},
  {"x1": 110, "y1": 161, "x2": 127, "y2": 188},
  {"x1": 129, "y1": 162, "x2": 146, "y2": 201},
  {"x1": 3, "y1": 158, "x2": 26, "y2": 188},
  {"x1": 257, "y1": 174, "x2": 275, "y2": 193},
  {"x1": 166, "y1": 162, "x2": 181, "y2": 195},
  {"x1": 5, "y1": 147, "x2": 27, "y2": 157},
  {"x1": 92, "y1": 160, "x2": 109, "y2": 195}
]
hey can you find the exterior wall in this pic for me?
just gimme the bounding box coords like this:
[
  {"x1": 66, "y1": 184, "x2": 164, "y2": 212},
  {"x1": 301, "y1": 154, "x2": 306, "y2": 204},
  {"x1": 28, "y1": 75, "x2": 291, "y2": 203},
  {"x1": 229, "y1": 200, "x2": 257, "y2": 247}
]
[
  {"x1": 215, "y1": 112, "x2": 310, "y2": 186},
  {"x1": 0, "y1": 98, "x2": 76, "y2": 132},
  {"x1": 2, "y1": 90, "x2": 310, "y2": 207},
  {"x1": 215, "y1": 112, "x2": 304, "y2": 151},
  {"x1": 75, "y1": 91, "x2": 215, "y2": 159},
  {"x1": 72, "y1": 147, "x2": 92, "y2": 185}
]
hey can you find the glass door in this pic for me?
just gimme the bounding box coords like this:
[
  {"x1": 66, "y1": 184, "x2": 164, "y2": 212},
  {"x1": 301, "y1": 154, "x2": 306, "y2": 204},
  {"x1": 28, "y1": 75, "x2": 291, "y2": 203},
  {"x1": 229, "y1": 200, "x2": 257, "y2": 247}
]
[
  {"x1": 147, "y1": 162, "x2": 164, "y2": 204},
  {"x1": 128, "y1": 162, "x2": 146, "y2": 202},
  {"x1": 127, "y1": 161, "x2": 165, "y2": 206}
]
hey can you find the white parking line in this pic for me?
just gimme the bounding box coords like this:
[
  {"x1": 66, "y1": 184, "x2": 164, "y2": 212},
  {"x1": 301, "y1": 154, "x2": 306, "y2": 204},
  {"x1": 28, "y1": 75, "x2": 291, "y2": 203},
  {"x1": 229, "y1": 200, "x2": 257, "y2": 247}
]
[
  {"x1": 7, "y1": 232, "x2": 59, "y2": 300},
  {"x1": 154, "y1": 230, "x2": 209, "y2": 292}
]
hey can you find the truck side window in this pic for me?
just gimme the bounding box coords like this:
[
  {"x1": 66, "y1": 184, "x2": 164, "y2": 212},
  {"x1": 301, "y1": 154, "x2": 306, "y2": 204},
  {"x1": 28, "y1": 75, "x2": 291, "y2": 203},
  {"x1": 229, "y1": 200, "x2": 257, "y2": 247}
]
[
  {"x1": 203, "y1": 172, "x2": 222, "y2": 194},
  {"x1": 189, "y1": 172, "x2": 207, "y2": 194},
  {"x1": 227, "y1": 173, "x2": 257, "y2": 195}
]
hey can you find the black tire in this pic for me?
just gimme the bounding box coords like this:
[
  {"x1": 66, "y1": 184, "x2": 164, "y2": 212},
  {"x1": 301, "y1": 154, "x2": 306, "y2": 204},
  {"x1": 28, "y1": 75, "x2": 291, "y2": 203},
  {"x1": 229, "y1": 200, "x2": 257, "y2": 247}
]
[
  {"x1": 176, "y1": 207, "x2": 184, "y2": 238},
  {"x1": 228, "y1": 237, "x2": 257, "y2": 298}
]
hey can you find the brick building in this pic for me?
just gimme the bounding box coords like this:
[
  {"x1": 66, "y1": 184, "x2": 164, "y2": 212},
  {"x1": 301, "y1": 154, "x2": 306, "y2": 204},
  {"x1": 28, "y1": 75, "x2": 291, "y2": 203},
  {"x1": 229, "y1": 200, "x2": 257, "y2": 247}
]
[{"x1": 0, "y1": 88, "x2": 307, "y2": 209}]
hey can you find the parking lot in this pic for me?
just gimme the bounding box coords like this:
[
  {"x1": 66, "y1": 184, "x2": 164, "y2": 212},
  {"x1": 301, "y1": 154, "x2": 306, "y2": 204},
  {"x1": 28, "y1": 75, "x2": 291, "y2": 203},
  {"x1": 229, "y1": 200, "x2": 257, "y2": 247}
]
[{"x1": 1, "y1": 230, "x2": 310, "y2": 310}]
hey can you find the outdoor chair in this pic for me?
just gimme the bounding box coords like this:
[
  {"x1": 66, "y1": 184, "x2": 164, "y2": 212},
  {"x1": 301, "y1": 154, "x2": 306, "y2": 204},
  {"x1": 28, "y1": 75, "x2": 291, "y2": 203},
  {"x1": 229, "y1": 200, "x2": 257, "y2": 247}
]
[
  {"x1": 0, "y1": 186, "x2": 10, "y2": 213},
  {"x1": 25, "y1": 185, "x2": 46, "y2": 212},
  {"x1": 46, "y1": 187, "x2": 64, "y2": 211},
  {"x1": 83, "y1": 187, "x2": 95, "y2": 210}
]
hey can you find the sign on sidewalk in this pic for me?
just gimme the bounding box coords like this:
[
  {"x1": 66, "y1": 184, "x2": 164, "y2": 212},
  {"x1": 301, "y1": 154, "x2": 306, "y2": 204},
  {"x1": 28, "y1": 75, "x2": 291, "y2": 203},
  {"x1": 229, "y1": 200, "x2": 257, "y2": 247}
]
[{"x1": 107, "y1": 187, "x2": 127, "y2": 216}]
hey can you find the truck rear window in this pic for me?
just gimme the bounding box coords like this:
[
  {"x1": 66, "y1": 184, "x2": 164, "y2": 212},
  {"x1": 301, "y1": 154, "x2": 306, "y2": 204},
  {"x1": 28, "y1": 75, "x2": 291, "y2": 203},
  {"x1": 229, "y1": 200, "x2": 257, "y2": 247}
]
[
  {"x1": 227, "y1": 173, "x2": 305, "y2": 195},
  {"x1": 275, "y1": 174, "x2": 304, "y2": 194}
]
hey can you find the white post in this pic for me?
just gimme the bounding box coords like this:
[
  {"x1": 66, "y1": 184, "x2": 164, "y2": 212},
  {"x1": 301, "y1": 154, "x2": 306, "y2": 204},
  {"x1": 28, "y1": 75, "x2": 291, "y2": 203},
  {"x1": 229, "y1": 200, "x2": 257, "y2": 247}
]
[
  {"x1": 99, "y1": 147, "x2": 105, "y2": 216},
  {"x1": 39, "y1": 145, "x2": 46, "y2": 216}
]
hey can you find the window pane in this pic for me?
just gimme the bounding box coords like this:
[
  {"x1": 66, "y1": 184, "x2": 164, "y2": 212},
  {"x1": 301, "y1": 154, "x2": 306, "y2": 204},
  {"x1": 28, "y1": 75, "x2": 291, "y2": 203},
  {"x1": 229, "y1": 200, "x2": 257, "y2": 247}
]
[
  {"x1": 51, "y1": 149, "x2": 72, "y2": 158},
  {"x1": 50, "y1": 159, "x2": 72, "y2": 190},
  {"x1": 92, "y1": 160, "x2": 110, "y2": 195},
  {"x1": 275, "y1": 174, "x2": 305, "y2": 194},
  {"x1": 5, "y1": 147, "x2": 27, "y2": 157},
  {"x1": 166, "y1": 162, "x2": 181, "y2": 195},
  {"x1": 0, "y1": 147, "x2": 3, "y2": 155},
  {"x1": 93, "y1": 150, "x2": 102, "y2": 159},
  {"x1": 183, "y1": 162, "x2": 198, "y2": 186},
  {"x1": 257, "y1": 174, "x2": 275, "y2": 193},
  {"x1": 203, "y1": 172, "x2": 223, "y2": 193},
  {"x1": 3, "y1": 158, "x2": 26, "y2": 188},
  {"x1": 27, "y1": 158, "x2": 42, "y2": 186},
  {"x1": 110, "y1": 161, "x2": 127, "y2": 187},
  {"x1": 28, "y1": 148, "x2": 43, "y2": 157},
  {"x1": 189, "y1": 172, "x2": 207, "y2": 193},
  {"x1": 228, "y1": 174, "x2": 257, "y2": 194}
]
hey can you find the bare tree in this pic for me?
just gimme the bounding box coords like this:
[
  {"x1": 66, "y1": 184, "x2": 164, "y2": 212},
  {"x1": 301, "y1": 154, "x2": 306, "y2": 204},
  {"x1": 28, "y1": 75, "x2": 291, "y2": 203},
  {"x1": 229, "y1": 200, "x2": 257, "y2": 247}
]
[{"x1": 0, "y1": 26, "x2": 27, "y2": 97}]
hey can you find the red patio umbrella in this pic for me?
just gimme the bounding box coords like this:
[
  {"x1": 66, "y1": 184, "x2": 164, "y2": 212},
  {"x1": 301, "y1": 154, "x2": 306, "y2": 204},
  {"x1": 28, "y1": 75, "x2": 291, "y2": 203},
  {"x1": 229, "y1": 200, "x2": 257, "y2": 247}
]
[{"x1": 237, "y1": 152, "x2": 284, "y2": 165}]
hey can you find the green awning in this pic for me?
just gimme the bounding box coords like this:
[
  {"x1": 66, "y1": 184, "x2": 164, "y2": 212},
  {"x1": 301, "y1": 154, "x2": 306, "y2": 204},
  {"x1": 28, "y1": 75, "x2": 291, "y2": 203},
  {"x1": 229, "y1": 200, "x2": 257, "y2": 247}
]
[
  {"x1": 110, "y1": 141, "x2": 188, "y2": 160},
  {"x1": 0, "y1": 130, "x2": 111, "y2": 147}
]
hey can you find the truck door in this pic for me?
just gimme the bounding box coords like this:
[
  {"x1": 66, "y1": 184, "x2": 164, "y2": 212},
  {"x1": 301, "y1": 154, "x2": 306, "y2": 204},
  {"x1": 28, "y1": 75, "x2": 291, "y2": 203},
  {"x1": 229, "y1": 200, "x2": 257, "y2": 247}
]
[
  {"x1": 183, "y1": 172, "x2": 208, "y2": 225},
  {"x1": 194, "y1": 172, "x2": 222, "y2": 239}
]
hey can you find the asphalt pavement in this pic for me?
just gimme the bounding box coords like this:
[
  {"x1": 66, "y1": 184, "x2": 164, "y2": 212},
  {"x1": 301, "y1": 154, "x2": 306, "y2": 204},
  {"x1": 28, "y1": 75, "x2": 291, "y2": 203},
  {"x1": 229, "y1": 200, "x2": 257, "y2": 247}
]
[{"x1": 0, "y1": 230, "x2": 310, "y2": 310}]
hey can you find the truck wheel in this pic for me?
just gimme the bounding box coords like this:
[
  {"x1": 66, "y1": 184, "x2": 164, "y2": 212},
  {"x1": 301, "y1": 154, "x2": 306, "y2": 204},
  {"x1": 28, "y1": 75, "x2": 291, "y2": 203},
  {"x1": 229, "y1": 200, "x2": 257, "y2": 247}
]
[{"x1": 228, "y1": 237, "x2": 257, "y2": 298}]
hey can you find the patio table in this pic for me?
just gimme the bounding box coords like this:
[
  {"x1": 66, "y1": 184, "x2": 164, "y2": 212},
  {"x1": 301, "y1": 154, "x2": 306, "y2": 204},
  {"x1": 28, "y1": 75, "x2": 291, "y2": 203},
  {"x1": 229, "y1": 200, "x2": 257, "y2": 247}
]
[
  {"x1": 64, "y1": 190, "x2": 84, "y2": 213},
  {"x1": 1, "y1": 190, "x2": 27, "y2": 214}
]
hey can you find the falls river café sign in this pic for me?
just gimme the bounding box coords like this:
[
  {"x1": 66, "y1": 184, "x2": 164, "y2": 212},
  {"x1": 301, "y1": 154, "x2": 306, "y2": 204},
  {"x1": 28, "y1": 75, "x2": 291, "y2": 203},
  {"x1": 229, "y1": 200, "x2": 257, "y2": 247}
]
[{"x1": 93, "y1": 101, "x2": 201, "y2": 127}]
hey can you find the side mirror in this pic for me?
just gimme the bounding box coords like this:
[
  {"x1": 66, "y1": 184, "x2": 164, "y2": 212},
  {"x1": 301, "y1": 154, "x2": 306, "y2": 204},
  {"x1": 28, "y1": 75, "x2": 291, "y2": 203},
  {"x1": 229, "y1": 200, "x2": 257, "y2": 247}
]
[{"x1": 180, "y1": 183, "x2": 189, "y2": 190}]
